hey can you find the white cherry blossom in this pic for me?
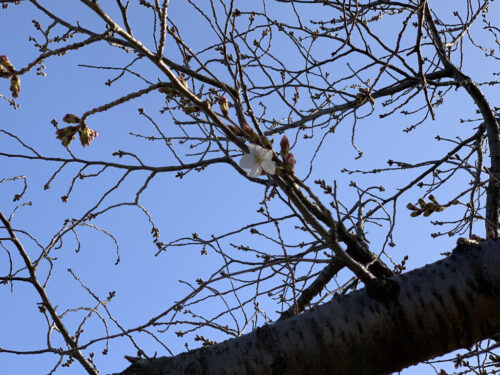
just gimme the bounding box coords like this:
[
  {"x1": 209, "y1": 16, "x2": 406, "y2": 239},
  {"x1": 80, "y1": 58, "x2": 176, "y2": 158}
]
[{"x1": 239, "y1": 144, "x2": 276, "y2": 178}]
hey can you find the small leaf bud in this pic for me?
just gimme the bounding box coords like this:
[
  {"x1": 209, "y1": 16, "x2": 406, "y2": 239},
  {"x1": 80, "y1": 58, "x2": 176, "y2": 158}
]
[{"x1": 63, "y1": 114, "x2": 81, "y2": 124}]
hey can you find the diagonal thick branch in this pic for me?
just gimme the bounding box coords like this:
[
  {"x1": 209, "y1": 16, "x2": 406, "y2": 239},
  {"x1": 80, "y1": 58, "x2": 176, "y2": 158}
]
[{"x1": 114, "y1": 238, "x2": 500, "y2": 375}]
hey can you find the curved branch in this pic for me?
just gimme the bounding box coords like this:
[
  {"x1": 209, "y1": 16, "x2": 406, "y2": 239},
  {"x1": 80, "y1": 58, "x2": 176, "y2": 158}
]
[{"x1": 424, "y1": 4, "x2": 500, "y2": 237}]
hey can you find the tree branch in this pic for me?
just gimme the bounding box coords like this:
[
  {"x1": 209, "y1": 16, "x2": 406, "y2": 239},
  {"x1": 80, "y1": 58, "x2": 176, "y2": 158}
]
[
  {"x1": 114, "y1": 238, "x2": 500, "y2": 375},
  {"x1": 0, "y1": 211, "x2": 98, "y2": 375}
]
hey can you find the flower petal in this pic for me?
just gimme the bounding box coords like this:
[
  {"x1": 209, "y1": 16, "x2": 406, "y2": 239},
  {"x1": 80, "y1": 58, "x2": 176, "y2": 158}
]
[
  {"x1": 239, "y1": 153, "x2": 255, "y2": 169},
  {"x1": 247, "y1": 143, "x2": 259, "y2": 155},
  {"x1": 260, "y1": 148, "x2": 273, "y2": 161},
  {"x1": 261, "y1": 159, "x2": 276, "y2": 175},
  {"x1": 247, "y1": 164, "x2": 262, "y2": 178}
]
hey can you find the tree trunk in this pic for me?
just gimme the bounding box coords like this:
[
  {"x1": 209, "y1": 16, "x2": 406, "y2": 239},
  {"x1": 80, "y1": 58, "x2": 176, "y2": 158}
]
[{"x1": 114, "y1": 239, "x2": 500, "y2": 375}]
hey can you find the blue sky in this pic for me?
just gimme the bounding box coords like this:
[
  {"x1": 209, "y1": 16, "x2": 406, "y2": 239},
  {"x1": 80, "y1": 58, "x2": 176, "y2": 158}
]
[{"x1": 1, "y1": 1, "x2": 499, "y2": 374}]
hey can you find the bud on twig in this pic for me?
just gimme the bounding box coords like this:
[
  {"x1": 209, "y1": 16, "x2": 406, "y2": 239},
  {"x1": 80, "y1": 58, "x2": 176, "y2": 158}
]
[
  {"x1": 285, "y1": 152, "x2": 296, "y2": 172},
  {"x1": 9, "y1": 75, "x2": 20, "y2": 98},
  {"x1": 63, "y1": 113, "x2": 81, "y2": 124},
  {"x1": 218, "y1": 96, "x2": 229, "y2": 117},
  {"x1": 280, "y1": 134, "x2": 290, "y2": 158},
  {"x1": 0, "y1": 55, "x2": 14, "y2": 73},
  {"x1": 183, "y1": 105, "x2": 199, "y2": 115},
  {"x1": 241, "y1": 123, "x2": 259, "y2": 142},
  {"x1": 241, "y1": 123, "x2": 253, "y2": 134},
  {"x1": 56, "y1": 126, "x2": 78, "y2": 147},
  {"x1": 78, "y1": 125, "x2": 98, "y2": 147}
]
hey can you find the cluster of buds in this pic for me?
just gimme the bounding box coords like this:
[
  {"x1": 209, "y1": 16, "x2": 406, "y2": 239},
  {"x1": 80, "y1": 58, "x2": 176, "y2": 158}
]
[
  {"x1": 0, "y1": 55, "x2": 20, "y2": 98},
  {"x1": 55, "y1": 114, "x2": 98, "y2": 147},
  {"x1": 158, "y1": 76, "x2": 201, "y2": 115},
  {"x1": 218, "y1": 96, "x2": 229, "y2": 117},
  {"x1": 407, "y1": 195, "x2": 445, "y2": 217},
  {"x1": 280, "y1": 135, "x2": 296, "y2": 172},
  {"x1": 62, "y1": 113, "x2": 80, "y2": 123},
  {"x1": 355, "y1": 87, "x2": 375, "y2": 106},
  {"x1": 0, "y1": 55, "x2": 14, "y2": 74}
]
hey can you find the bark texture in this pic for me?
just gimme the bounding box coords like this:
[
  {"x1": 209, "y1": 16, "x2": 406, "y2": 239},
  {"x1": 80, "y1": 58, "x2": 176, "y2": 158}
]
[{"x1": 114, "y1": 239, "x2": 500, "y2": 375}]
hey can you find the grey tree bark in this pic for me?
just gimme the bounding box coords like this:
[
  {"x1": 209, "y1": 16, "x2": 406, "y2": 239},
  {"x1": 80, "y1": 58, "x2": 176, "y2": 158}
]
[{"x1": 114, "y1": 239, "x2": 500, "y2": 375}]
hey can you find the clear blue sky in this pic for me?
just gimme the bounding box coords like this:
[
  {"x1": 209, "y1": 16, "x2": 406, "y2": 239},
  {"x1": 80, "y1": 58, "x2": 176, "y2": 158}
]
[{"x1": 0, "y1": 1, "x2": 498, "y2": 374}]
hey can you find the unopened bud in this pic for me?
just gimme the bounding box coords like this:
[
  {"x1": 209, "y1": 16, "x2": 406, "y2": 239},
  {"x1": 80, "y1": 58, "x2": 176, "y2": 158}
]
[
  {"x1": 285, "y1": 152, "x2": 296, "y2": 172},
  {"x1": 78, "y1": 125, "x2": 98, "y2": 147},
  {"x1": 218, "y1": 96, "x2": 229, "y2": 117},
  {"x1": 56, "y1": 126, "x2": 78, "y2": 147},
  {"x1": 406, "y1": 203, "x2": 418, "y2": 210},
  {"x1": 241, "y1": 123, "x2": 258, "y2": 142},
  {"x1": 0, "y1": 55, "x2": 14, "y2": 73},
  {"x1": 241, "y1": 123, "x2": 253, "y2": 134},
  {"x1": 280, "y1": 135, "x2": 290, "y2": 157},
  {"x1": 183, "y1": 105, "x2": 199, "y2": 114},
  {"x1": 10, "y1": 75, "x2": 20, "y2": 98},
  {"x1": 63, "y1": 114, "x2": 81, "y2": 124},
  {"x1": 429, "y1": 194, "x2": 438, "y2": 205},
  {"x1": 417, "y1": 198, "x2": 426, "y2": 208}
]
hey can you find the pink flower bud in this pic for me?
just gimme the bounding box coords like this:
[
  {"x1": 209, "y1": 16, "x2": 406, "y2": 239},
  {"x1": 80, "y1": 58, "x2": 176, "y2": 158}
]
[
  {"x1": 242, "y1": 123, "x2": 259, "y2": 142},
  {"x1": 241, "y1": 122, "x2": 253, "y2": 134},
  {"x1": 280, "y1": 135, "x2": 289, "y2": 157},
  {"x1": 63, "y1": 113, "x2": 81, "y2": 124},
  {"x1": 9, "y1": 75, "x2": 20, "y2": 98},
  {"x1": 78, "y1": 125, "x2": 98, "y2": 147},
  {"x1": 285, "y1": 152, "x2": 296, "y2": 172},
  {"x1": 218, "y1": 96, "x2": 229, "y2": 117}
]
